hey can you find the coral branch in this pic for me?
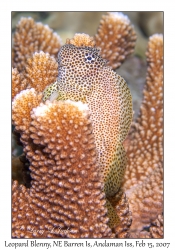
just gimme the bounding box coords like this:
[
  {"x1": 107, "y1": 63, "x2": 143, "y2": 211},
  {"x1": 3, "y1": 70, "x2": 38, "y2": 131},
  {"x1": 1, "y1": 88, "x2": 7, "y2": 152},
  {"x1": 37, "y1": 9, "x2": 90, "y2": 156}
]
[
  {"x1": 66, "y1": 33, "x2": 95, "y2": 47},
  {"x1": 12, "y1": 100, "x2": 113, "y2": 238},
  {"x1": 149, "y1": 214, "x2": 163, "y2": 238},
  {"x1": 12, "y1": 68, "x2": 27, "y2": 99},
  {"x1": 24, "y1": 52, "x2": 58, "y2": 92},
  {"x1": 12, "y1": 17, "x2": 62, "y2": 72},
  {"x1": 95, "y1": 12, "x2": 137, "y2": 69},
  {"x1": 12, "y1": 88, "x2": 42, "y2": 139},
  {"x1": 12, "y1": 13, "x2": 135, "y2": 238},
  {"x1": 108, "y1": 190, "x2": 132, "y2": 238},
  {"x1": 12, "y1": 52, "x2": 58, "y2": 100},
  {"x1": 123, "y1": 34, "x2": 163, "y2": 235}
]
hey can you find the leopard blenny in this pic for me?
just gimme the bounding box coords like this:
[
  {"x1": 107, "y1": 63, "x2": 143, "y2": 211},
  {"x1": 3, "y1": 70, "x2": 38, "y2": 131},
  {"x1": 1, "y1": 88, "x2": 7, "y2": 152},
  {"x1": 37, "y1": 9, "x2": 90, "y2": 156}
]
[{"x1": 43, "y1": 41, "x2": 133, "y2": 227}]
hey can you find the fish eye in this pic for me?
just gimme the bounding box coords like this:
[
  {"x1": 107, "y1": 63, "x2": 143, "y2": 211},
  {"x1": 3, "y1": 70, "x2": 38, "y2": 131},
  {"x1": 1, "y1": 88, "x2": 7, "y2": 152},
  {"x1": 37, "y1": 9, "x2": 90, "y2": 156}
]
[{"x1": 85, "y1": 53, "x2": 95, "y2": 63}]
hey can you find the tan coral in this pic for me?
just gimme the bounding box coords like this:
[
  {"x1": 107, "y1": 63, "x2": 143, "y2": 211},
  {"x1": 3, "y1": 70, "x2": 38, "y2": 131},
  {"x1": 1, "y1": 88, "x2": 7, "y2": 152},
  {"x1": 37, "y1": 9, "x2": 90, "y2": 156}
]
[
  {"x1": 12, "y1": 52, "x2": 58, "y2": 100},
  {"x1": 108, "y1": 190, "x2": 132, "y2": 238},
  {"x1": 66, "y1": 33, "x2": 96, "y2": 47},
  {"x1": 12, "y1": 68, "x2": 27, "y2": 99},
  {"x1": 12, "y1": 13, "x2": 164, "y2": 238},
  {"x1": 95, "y1": 12, "x2": 137, "y2": 69},
  {"x1": 12, "y1": 100, "x2": 114, "y2": 238},
  {"x1": 12, "y1": 41, "x2": 133, "y2": 236},
  {"x1": 12, "y1": 88, "x2": 42, "y2": 164},
  {"x1": 12, "y1": 88, "x2": 42, "y2": 138},
  {"x1": 122, "y1": 34, "x2": 163, "y2": 235},
  {"x1": 133, "y1": 231, "x2": 152, "y2": 238},
  {"x1": 126, "y1": 165, "x2": 163, "y2": 236},
  {"x1": 12, "y1": 17, "x2": 62, "y2": 72},
  {"x1": 149, "y1": 214, "x2": 163, "y2": 238},
  {"x1": 24, "y1": 52, "x2": 58, "y2": 92},
  {"x1": 129, "y1": 214, "x2": 163, "y2": 239}
]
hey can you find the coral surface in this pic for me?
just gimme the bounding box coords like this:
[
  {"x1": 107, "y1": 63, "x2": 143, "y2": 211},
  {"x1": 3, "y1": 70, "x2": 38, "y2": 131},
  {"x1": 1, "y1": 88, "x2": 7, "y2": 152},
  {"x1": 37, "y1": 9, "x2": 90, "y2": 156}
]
[
  {"x1": 123, "y1": 34, "x2": 163, "y2": 237},
  {"x1": 12, "y1": 17, "x2": 61, "y2": 72},
  {"x1": 95, "y1": 12, "x2": 137, "y2": 69},
  {"x1": 12, "y1": 99, "x2": 113, "y2": 238},
  {"x1": 12, "y1": 12, "x2": 163, "y2": 238}
]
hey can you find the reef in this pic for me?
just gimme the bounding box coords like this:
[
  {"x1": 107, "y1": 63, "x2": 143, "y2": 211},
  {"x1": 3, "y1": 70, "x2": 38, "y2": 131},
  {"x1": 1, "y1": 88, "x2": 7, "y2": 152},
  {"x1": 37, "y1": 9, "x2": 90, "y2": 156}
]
[
  {"x1": 123, "y1": 33, "x2": 163, "y2": 237},
  {"x1": 12, "y1": 12, "x2": 163, "y2": 238}
]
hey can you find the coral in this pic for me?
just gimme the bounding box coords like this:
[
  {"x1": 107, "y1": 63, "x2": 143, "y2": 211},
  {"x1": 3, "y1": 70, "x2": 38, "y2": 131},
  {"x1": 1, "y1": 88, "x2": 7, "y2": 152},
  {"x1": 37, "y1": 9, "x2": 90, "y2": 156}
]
[
  {"x1": 95, "y1": 12, "x2": 137, "y2": 69},
  {"x1": 23, "y1": 52, "x2": 58, "y2": 92},
  {"x1": 122, "y1": 34, "x2": 163, "y2": 236},
  {"x1": 12, "y1": 13, "x2": 163, "y2": 239},
  {"x1": 149, "y1": 214, "x2": 163, "y2": 238},
  {"x1": 12, "y1": 88, "x2": 42, "y2": 141},
  {"x1": 12, "y1": 68, "x2": 27, "y2": 99},
  {"x1": 66, "y1": 33, "x2": 95, "y2": 47},
  {"x1": 108, "y1": 190, "x2": 132, "y2": 238},
  {"x1": 12, "y1": 17, "x2": 62, "y2": 72},
  {"x1": 12, "y1": 99, "x2": 113, "y2": 238},
  {"x1": 129, "y1": 214, "x2": 163, "y2": 239},
  {"x1": 12, "y1": 52, "x2": 58, "y2": 100}
]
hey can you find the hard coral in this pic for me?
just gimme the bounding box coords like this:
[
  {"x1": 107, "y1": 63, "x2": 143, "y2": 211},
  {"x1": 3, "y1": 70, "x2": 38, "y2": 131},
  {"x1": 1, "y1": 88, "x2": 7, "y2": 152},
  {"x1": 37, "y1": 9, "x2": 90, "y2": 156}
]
[
  {"x1": 24, "y1": 52, "x2": 58, "y2": 92},
  {"x1": 149, "y1": 214, "x2": 163, "y2": 238},
  {"x1": 123, "y1": 34, "x2": 163, "y2": 237},
  {"x1": 12, "y1": 100, "x2": 113, "y2": 238},
  {"x1": 12, "y1": 89, "x2": 42, "y2": 141},
  {"x1": 12, "y1": 17, "x2": 62, "y2": 72},
  {"x1": 12, "y1": 52, "x2": 58, "y2": 100},
  {"x1": 12, "y1": 68, "x2": 27, "y2": 99},
  {"x1": 95, "y1": 12, "x2": 137, "y2": 69},
  {"x1": 108, "y1": 190, "x2": 132, "y2": 238},
  {"x1": 66, "y1": 33, "x2": 96, "y2": 47},
  {"x1": 12, "y1": 13, "x2": 163, "y2": 239}
]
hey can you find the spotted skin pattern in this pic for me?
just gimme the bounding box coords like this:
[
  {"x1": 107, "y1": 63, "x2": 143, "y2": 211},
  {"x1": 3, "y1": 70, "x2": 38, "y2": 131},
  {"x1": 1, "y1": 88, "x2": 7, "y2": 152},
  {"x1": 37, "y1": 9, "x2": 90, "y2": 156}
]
[
  {"x1": 43, "y1": 81, "x2": 58, "y2": 101},
  {"x1": 42, "y1": 44, "x2": 133, "y2": 228}
]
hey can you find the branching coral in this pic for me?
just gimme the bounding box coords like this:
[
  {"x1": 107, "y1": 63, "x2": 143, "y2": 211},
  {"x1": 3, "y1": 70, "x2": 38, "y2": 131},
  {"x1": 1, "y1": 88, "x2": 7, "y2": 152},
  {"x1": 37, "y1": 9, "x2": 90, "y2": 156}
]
[
  {"x1": 12, "y1": 17, "x2": 62, "y2": 72},
  {"x1": 66, "y1": 33, "x2": 96, "y2": 47},
  {"x1": 23, "y1": 52, "x2": 58, "y2": 92},
  {"x1": 12, "y1": 68, "x2": 27, "y2": 99},
  {"x1": 95, "y1": 12, "x2": 137, "y2": 69},
  {"x1": 12, "y1": 52, "x2": 58, "y2": 100},
  {"x1": 108, "y1": 190, "x2": 132, "y2": 238},
  {"x1": 12, "y1": 98, "x2": 113, "y2": 238},
  {"x1": 123, "y1": 34, "x2": 163, "y2": 237},
  {"x1": 12, "y1": 13, "x2": 163, "y2": 239},
  {"x1": 149, "y1": 214, "x2": 163, "y2": 238}
]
